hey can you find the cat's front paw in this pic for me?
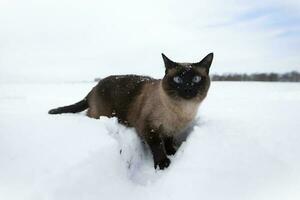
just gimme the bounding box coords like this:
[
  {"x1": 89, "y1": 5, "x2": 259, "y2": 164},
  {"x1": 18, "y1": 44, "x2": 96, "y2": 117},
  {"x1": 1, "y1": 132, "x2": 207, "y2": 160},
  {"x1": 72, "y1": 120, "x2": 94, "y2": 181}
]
[
  {"x1": 165, "y1": 145, "x2": 177, "y2": 155},
  {"x1": 154, "y1": 157, "x2": 171, "y2": 170}
]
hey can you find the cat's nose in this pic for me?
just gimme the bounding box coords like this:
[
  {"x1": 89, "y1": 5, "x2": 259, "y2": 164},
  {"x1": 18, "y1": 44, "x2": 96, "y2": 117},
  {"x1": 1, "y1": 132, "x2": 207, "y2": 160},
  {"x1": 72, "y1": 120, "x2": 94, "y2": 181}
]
[{"x1": 184, "y1": 88, "x2": 193, "y2": 94}]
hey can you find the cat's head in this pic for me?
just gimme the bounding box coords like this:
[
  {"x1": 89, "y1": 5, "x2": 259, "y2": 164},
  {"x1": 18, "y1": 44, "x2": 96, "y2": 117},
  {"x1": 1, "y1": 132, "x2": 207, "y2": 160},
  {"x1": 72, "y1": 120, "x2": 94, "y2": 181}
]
[{"x1": 161, "y1": 53, "x2": 213, "y2": 101}]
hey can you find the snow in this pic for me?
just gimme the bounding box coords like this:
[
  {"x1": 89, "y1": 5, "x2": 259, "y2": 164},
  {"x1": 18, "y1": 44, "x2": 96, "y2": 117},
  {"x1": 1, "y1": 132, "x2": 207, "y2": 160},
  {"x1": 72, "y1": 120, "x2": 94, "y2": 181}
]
[{"x1": 0, "y1": 82, "x2": 300, "y2": 200}]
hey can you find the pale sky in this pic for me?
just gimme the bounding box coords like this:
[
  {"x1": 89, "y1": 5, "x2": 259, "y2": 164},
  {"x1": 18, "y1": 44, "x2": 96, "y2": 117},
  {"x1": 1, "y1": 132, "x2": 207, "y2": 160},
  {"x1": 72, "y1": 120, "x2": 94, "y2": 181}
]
[{"x1": 0, "y1": 0, "x2": 299, "y2": 82}]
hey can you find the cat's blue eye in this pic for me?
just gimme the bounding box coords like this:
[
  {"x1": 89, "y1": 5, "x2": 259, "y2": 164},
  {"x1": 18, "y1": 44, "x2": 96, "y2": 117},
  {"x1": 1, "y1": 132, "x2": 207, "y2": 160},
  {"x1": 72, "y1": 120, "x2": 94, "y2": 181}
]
[
  {"x1": 192, "y1": 76, "x2": 202, "y2": 83},
  {"x1": 173, "y1": 76, "x2": 183, "y2": 84}
]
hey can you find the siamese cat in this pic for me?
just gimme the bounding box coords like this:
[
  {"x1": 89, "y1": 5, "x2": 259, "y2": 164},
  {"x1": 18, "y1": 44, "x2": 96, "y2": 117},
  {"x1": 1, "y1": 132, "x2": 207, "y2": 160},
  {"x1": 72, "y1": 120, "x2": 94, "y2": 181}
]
[{"x1": 49, "y1": 53, "x2": 214, "y2": 169}]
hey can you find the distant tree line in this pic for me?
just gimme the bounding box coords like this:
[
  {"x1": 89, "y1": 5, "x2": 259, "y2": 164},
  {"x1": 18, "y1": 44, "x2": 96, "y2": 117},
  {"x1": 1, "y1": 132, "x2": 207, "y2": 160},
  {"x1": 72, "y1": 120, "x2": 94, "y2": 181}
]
[{"x1": 211, "y1": 71, "x2": 300, "y2": 82}]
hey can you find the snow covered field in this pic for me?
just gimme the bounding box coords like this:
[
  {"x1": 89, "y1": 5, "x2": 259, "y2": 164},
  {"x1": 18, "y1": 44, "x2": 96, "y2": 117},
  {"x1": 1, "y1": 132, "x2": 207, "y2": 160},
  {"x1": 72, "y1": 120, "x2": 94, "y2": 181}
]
[{"x1": 0, "y1": 81, "x2": 300, "y2": 200}]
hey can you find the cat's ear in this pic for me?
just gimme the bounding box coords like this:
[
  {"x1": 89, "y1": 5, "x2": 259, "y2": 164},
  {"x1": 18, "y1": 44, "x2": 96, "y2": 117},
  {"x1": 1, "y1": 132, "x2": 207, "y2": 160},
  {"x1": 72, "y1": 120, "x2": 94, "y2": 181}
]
[
  {"x1": 162, "y1": 53, "x2": 177, "y2": 71},
  {"x1": 194, "y1": 53, "x2": 214, "y2": 74}
]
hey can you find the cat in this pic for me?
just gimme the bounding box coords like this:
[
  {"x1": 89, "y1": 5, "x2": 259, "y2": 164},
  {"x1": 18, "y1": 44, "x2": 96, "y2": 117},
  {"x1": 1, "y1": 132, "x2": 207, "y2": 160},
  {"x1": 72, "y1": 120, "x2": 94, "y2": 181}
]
[{"x1": 48, "y1": 53, "x2": 214, "y2": 169}]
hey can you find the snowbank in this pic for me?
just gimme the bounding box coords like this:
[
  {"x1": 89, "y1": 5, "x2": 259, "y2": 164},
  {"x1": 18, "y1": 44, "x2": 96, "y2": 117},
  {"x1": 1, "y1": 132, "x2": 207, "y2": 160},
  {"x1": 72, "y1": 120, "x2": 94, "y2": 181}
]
[{"x1": 0, "y1": 82, "x2": 299, "y2": 200}]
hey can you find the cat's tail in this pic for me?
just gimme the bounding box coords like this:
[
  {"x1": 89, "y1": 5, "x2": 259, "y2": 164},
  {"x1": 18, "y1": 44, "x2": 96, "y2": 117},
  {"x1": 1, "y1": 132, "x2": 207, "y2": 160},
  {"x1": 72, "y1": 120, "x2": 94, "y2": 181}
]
[{"x1": 48, "y1": 98, "x2": 89, "y2": 114}]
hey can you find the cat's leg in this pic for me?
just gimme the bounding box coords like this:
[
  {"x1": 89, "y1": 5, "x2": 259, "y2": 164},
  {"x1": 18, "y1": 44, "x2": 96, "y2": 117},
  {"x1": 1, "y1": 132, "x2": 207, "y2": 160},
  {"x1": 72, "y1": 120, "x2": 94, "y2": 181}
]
[
  {"x1": 86, "y1": 93, "x2": 113, "y2": 119},
  {"x1": 86, "y1": 107, "x2": 100, "y2": 119},
  {"x1": 164, "y1": 136, "x2": 177, "y2": 156},
  {"x1": 143, "y1": 125, "x2": 170, "y2": 170}
]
